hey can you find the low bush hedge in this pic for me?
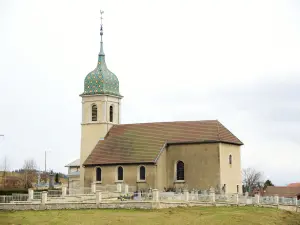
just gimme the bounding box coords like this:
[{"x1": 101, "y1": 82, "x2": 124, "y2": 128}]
[{"x1": 0, "y1": 189, "x2": 28, "y2": 195}]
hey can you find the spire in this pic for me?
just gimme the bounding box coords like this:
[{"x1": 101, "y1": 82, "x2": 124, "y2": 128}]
[{"x1": 99, "y1": 10, "x2": 105, "y2": 56}]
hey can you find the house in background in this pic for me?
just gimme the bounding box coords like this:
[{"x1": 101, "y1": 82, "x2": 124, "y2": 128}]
[
  {"x1": 264, "y1": 183, "x2": 300, "y2": 200},
  {"x1": 65, "y1": 159, "x2": 80, "y2": 189}
]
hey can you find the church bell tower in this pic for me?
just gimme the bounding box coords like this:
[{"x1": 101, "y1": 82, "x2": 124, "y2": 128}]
[{"x1": 79, "y1": 11, "x2": 122, "y2": 188}]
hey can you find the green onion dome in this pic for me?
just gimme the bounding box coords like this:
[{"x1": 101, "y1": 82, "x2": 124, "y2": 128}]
[{"x1": 82, "y1": 48, "x2": 120, "y2": 96}]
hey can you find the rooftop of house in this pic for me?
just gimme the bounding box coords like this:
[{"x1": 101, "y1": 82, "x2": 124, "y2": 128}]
[
  {"x1": 264, "y1": 186, "x2": 300, "y2": 197},
  {"x1": 65, "y1": 159, "x2": 80, "y2": 167},
  {"x1": 84, "y1": 120, "x2": 243, "y2": 166},
  {"x1": 287, "y1": 183, "x2": 300, "y2": 188}
]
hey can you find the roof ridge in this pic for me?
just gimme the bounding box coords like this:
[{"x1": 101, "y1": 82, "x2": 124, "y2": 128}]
[
  {"x1": 217, "y1": 120, "x2": 244, "y2": 145},
  {"x1": 116, "y1": 120, "x2": 218, "y2": 126}
]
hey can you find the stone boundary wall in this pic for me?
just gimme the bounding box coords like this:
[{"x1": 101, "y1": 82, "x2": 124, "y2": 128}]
[{"x1": 1, "y1": 201, "x2": 299, "y2": 212}]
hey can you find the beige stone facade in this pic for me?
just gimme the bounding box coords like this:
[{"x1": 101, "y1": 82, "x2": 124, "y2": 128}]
[
  {"x1": 83, "y1": 142, "x2": 242, "y2": 193},
  {"x1": 79, "y1": 95, "x2": 121, "y2": 188}
]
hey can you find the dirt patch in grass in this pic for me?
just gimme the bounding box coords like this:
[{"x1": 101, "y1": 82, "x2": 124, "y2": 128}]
[{"x1": 1, "y1": 206, "x2": 300, "y2": 225}]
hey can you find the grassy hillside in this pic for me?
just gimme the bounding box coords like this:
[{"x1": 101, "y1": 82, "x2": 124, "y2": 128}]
[{"x1": 1, "y1": 206, "x2": 300, "y2": 225}]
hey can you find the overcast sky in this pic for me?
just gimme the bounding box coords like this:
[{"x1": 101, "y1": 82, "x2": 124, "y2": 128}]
[{"x1": 0, "y1": 0, "x2": 299, "y2": 186}]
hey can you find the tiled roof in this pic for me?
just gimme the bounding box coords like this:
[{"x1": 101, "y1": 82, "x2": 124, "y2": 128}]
[
  {"x1": 83, "y1": 120, "x2": 243, "y2": 166},
  {"x1": 264, "y1": 186, "x2": 300, "y2": 197},
  {"x1": 65, "y1": 159, "x2": 80, "y2": 167},
  {"x1": 287, "y1": 183, "x2": 300, "y2": 188}
]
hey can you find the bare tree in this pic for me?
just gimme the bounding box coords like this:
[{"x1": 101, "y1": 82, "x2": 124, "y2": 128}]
[
  {"x1": 0, "y1": 156, "x2": 10, "y2": 188},
  {"x1": 242, "y1": 167, "x2": 264, "y2": 193},
  {"x1": 22, "y1": 158, "x2": 37, "y2": 188}
]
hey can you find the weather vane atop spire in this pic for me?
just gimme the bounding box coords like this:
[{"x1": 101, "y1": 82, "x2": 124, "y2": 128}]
[{"x1": 100, "y1": 10, "x2": 104, "y2": 40}]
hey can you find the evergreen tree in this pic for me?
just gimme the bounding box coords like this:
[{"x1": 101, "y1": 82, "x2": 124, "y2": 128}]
[
  {"x1": 263, "y1": 179, "x2": 274, "y2": 189},
  {"x1": 55, "y1": 173, "x2": 59, "y2": 183}
]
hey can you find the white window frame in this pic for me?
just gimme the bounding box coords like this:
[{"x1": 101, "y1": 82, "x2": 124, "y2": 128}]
[{"x1": 174, "y1": 160, "x2": 185, "y2": 183}]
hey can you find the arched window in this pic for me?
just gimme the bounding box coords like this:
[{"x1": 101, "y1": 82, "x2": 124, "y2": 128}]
[
  {"x1": 96, "y1": 167, "x2": 102, "y2": 182},
  {"x1": 139, "y1": 166, "x2": 146, "y2": 181},
  {"x1": 229, "y1": 154, "x2": 232, "y2": 165},
  {"x1": 117, "y1": 166, "x2": 123, "y2": 181},
  {"x1": 109, "y1": 105, "x2": 113, "y2": 122},
  {"x1": 176, "y1": 161, "x2": 184, "y2": 181},
  {"x1": 92, "y1": 104, "x2": 97, "y2": 121}
]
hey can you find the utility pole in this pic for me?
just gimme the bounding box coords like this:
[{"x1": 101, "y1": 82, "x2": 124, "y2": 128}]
[
  {"x1": 45, "y1": 151, "x2": 46, "y2": 173},
  {"x1": 44, "y1": 149, "x2": 51, "y2": 173}
]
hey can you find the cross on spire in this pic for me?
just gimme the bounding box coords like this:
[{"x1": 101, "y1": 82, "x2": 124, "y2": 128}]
[
  {"x1": 100, "y1": 10, "x2": 104, "y2": 41},
  {"x1": 99, "y1": 10, "x2": 105, "y2": 56},
  {"x1": 100, "y1": 10, "x2": 104, "y2": 25}
]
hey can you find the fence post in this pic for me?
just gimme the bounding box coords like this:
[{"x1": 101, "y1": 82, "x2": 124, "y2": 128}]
[
  {"x1": 195, "y1": 190, "x2": 199, "y2": 201},
  {"x1": 96, "y1": 191, "x2": 102, "y2": 205},
  {"x1": 91, "y1": 182, "x2": 96, "y2": 193},
  {"x1": 274, "y1": 195, "x2": 279, "y2": 206},
  {"x1": 152, "y1": 189, "x2": 159, "y2": 202},
  {"x1": 62, "y1": 186, "x2": 67, "y2": 197},
  {"x1": 294, "y1": 197, "x2": 298, "y2": 206},
  {"x1": 184, "y1": 190, "x2": 189, "y2": 201},
  {"x1": 210, "y1": 191, "x2": 215, "y2": 204},
  {"x1": 254, "y1": 194, "x2": 260, "y2": 205},
  {"x1": 235, "y1": 193, "x2": 239, "y2": 205},
  {"x1": 41, "y1": 191, "x2": 47, "y2": 205},
  {"x1": 117, "y1": 183, "x2": 122, "y2": 192},
  {"x1": 138, "y1": 191, "x2": 142, "y2": 200},
  {"x1": 124, "y1": 184, "x2": 129, "y2": 195},
  {"x1": 28, "y1": 188, "x2": 33, "y2": 201}
]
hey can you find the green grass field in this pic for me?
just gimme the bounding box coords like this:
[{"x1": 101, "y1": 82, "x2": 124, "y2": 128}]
[{"x1": 1, "y1": 206, "x2": 300, "y2": 225}]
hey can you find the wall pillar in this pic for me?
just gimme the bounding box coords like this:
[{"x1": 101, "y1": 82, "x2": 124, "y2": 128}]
[
  {"x1": 117, "y1": 183, "x2": 122, "y2": 193},
  {"x1": 28, "y1": 188, "x2": 33, "y2": 201},
  {"x1": 152, "y1": 189, "x2": 159, "y2": 202},
  {"x1": 184, "y1": 190, "x2": 189, "y2": 201},
  {"x1": 137, "y1": 191, "x2": 142, "y2": 200},
  {"x1": 195, "y1": 190, "x2": 199, "y2": 201},
  {"x1": 210, "y1": 191, "x2": 215, "y2": 203},
  {"x1": 274, "y1": 195, "x2": 279, "y2": 205},
  {"x1": 96, "y1": 191, "x2": 102, "y2": 204},
  {"x1": 102, "y1": 101, "x2": 107, "y2": 122},
  {"x1": 117, "y1": 101, "x2": 121, "y2": 124},
  {"x1": 254, "y1": 194, "x2": 260, "y2": 205},
  {"x1": 41, "y1": 191, "x2": 47, "y2": 205},
  {"x1": 91, "y1": 182, "x2": 96, "y2": 193},
  {"x1": 280, "y1": 196, "x2": 284, "y2": 205},
  {"x1": 294, "y1": 197, "x2": 298, "y2": 206},
  {"x1": 124, "y1": 184, "x2": 129, "y2": 195},
  {"x1": 62, "y1": 186, "x2": 67, "y2": 197},
  {"x1": 234, "y1": 193, "x2": 239, "y2": 205}
]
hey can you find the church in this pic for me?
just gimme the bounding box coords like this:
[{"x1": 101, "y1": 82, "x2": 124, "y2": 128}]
[{"x1": 78, "y1": 15, "x2": 244, "y2": 194}]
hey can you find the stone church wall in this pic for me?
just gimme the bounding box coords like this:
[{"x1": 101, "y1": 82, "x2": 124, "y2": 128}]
[
  {"x1": 84, "y1": 164, "x2": 157, "y2": 190},
  {"x1": 219, "y1": 143, "x2": 242, "y2": 194},
  {"x1": 156, "y1": 149, "x2": 167, "y2": 191},
  {"x1": 165, "y1": 143, "x2": 221, "y2": 191}
]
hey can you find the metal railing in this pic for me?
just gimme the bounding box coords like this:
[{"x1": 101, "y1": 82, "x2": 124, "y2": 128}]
[
  {"x1": 48, "y1": 190, "x2": 62, "y2": 197},
  {"x1": 0, "y1": 194, "x2": 29, "y2": 203}
]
